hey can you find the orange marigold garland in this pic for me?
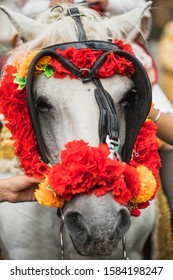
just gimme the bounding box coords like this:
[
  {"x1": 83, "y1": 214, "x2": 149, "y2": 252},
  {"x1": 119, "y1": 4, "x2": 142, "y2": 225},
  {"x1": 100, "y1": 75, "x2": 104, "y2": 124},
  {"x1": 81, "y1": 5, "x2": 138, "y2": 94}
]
[{"x1": 0, "y1": 42, "x2": 161, "y2": 216}]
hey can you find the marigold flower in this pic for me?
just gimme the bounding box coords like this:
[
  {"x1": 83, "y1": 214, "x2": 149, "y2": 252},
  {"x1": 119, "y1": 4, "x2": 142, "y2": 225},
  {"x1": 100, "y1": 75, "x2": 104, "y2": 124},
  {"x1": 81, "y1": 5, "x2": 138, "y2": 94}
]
[
  {"x1": 35, "y1": 176, "x2": 65, "y2": 207},
  {"x1": 14, "y1": 50, "x2": 39, "y2": 78},
  {"x1": 35, "y1": 56, "x2": 51, "y2": 72},
  {"x1": 130, "y1": 165, "x2": 157, "y2": 204}
]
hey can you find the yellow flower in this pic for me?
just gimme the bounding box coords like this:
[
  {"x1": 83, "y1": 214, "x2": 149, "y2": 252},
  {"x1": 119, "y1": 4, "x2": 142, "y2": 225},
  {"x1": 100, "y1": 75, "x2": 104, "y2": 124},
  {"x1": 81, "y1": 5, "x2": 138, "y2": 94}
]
[
  {"x1": 14, "y1": 50, "x2": 39, "y2": 78},
  {"x1": 13, "y1": 51, "x2": 51, "y2": 78},
  {"x1": 35, "y1": 56, "x2": 51, "y2": 72},
  {"x1": 130, "y1": 165, "x2": 156, "y2": 204},
  {"x1": 35, "y1": 176, "x2": 64, "y2": 207}
]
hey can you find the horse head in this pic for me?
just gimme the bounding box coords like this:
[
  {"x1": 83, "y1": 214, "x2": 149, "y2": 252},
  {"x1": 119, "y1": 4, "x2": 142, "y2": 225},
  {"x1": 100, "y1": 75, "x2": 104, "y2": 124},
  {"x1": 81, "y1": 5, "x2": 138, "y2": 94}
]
[{"x1": 0, "y1": 2, "x2": 158, "y2": 259}]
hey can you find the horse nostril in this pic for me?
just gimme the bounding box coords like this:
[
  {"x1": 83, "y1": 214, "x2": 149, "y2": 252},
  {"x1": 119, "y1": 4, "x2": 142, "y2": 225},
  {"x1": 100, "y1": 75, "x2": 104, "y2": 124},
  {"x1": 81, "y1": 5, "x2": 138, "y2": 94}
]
[
  {"x1": 116, "y1": 208, "x2": 131, "y2": 240},
  {"x1": 64, "y1": 211, "x2": 89, "y2": 242}
]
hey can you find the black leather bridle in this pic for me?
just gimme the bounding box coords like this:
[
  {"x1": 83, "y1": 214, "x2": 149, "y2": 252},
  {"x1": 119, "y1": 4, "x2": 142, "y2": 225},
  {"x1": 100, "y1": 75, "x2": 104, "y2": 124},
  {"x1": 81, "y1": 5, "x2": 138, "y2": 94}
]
[
  {"x1": 26, "y1": 6, "x2": 152, "y2": 259},
  {"x1": 26, "y1": 7, "x2": 152, "y2": 165}
]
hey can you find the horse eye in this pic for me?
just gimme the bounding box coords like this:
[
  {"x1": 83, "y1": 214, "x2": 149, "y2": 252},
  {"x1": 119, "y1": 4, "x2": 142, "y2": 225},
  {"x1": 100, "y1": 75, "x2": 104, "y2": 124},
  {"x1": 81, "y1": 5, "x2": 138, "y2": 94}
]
[
  {"x1": 35, "y1": 98, "x2": 52, "y2": 113},
  {"x1": 120, "y1": 88, "x2": 138, "y2": 107},
  {"x1": 34, "y1": 92, "x2": 52, "y2": 112}
]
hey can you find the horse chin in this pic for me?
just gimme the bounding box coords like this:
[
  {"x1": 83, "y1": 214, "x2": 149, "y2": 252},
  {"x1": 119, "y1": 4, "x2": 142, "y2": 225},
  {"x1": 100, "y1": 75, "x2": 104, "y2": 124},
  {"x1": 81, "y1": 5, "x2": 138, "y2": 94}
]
[{"x1": 71, "y1": 237, "x2": 119, "y2": 256}]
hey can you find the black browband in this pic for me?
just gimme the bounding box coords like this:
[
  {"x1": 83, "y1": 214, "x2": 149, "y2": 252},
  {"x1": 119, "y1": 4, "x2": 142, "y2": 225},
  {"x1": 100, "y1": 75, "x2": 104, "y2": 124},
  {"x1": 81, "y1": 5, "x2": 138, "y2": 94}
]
[{"x1": 26, "y1": 7, "x2": 152, "y2": 165}]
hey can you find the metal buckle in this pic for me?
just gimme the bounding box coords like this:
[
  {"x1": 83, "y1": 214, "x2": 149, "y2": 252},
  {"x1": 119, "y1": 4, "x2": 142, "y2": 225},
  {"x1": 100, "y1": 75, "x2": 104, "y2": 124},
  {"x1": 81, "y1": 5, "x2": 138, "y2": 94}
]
[
  {"x1": 106, "y1": 135, "x2": 121, "y2": 160},
  {"x1": 67, "y1": 8, "x2": 82, "y2": 17},
  {"x1": 79, "y1": 68, "x2": 92, "y2": 83}
]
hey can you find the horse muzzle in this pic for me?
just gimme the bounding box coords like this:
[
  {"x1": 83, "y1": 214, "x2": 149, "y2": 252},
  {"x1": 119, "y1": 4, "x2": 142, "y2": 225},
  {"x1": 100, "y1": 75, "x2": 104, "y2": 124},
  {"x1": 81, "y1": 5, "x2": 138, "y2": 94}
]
[{"x1": 62, "y1": 193, "x2": 131, "y2": 256}]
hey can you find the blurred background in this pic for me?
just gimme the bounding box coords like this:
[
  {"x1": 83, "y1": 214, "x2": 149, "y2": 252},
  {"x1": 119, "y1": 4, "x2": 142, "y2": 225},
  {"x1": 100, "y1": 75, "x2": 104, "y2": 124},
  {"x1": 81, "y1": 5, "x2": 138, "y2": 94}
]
[{"x1": 151, "y1": 0, "x2": 173, "y2": 39}]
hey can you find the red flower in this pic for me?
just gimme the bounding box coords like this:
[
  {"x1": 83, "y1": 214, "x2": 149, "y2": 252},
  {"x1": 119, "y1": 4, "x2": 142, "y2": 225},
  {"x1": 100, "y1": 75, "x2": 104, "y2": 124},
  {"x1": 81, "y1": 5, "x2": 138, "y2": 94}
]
[
  {"x1": 0, "y1": 65, "x2": 46, "y2": 179},
  {"x1": 49, "y1": 140, "x2": 141, "y2": 206},
  {"x1": 49, "y1": 45, "x2": 135, "y2": 79},
  {"x1": 114, "y1": 40, "x2": 135, "y2": 55},
  {"x1": 97, "y1": 52, "x2": 135, "y2": 78},
  {"x1": 34, "y1": 162, "x2": 49, "y2": 179},
  {"x1": 130, "y1": 207, "x2": 141, "y2": 217},
  {"x1": 130, "y1": 120, "x2": 161, "y2": 195},
  {"x1": 50, "y1": 59, "x2": 72, "y2": 79},
  {"x1": 112, "y1": 177, "x2": 131, "y2": 204},
  {"x1": 123, "y1": 165, "x2": 141, "y2": 198},
  {"x1": 73, "y1": 48, "x2": 102, "y2": 69},
  {"x1": 131, "y1": 121, "x2": 160, "y2": 166},
  {"x1": 138, "y1": 201, "x2": 150, "y2": 209}
]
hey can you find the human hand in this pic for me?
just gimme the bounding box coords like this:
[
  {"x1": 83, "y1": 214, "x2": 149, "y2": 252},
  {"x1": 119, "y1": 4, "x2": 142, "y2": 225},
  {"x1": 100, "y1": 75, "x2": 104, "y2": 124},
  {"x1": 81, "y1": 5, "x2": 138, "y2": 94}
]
[{"x1": 0, "y1": 175, "x2": 42, "y2": 203}]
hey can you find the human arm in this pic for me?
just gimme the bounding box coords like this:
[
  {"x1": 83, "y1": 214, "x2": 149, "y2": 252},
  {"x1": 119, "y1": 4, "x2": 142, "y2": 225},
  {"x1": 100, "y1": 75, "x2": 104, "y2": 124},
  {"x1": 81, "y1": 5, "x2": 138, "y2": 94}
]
[
  {"x1": 0, "y1": 175, "x2": 41, "y2": 203},
  {"x1": 149, "y1": 107, "x2": 173, "y2": 146}
]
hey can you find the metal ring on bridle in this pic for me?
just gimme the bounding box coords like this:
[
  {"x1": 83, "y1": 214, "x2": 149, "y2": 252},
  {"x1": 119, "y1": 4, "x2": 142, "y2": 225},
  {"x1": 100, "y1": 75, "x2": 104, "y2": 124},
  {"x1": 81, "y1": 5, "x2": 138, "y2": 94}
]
[
  {"x1": 50, "y1": 5, "x2": 64, "y2": 13},
  {"x1": 79, "y1": 68, "x2": 92, "y2": 82}
]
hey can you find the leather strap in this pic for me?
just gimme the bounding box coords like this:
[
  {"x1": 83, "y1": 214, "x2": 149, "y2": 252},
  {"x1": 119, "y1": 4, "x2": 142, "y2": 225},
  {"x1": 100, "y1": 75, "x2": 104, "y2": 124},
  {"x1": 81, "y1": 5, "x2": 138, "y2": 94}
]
[
  {"x1": 44, "y1": 40, "x2": 119, "y2": 52},
  {"x1": 93, "y1": 78, "x2": 119, "y2": 144},
  {"x1": 67, "y1": 7, "x2": 87, "y2": 41}
]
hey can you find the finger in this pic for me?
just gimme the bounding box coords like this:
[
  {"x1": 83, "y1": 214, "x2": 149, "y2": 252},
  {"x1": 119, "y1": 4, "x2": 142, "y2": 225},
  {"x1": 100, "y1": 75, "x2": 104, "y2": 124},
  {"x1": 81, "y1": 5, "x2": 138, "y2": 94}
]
[
  {"x1": 8, "y1": 185, "x2": 37, "y2": 203},
  {"x1": 9, "y1": 175, "x2": 42, "y2": 191},
  {"x1": 24, "y1": 176, "x2": 43, "y2": 185}
]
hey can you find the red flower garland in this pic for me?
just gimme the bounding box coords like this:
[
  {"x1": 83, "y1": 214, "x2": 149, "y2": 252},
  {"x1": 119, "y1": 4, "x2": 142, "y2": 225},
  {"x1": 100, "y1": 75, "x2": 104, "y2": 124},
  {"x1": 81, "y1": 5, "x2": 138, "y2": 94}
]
[
  {"x1": 0, "y1": 42, "x2": 161, "y2": 216},
  {"x1": 130, "y1": 120, "x2": 161, "y2": 195},
  {"x1": 49, "y1": 140, "x2": 141, "y2": 205},
  {"x1": 0, "y1": 65, "x2": 49, "y2": 179}
]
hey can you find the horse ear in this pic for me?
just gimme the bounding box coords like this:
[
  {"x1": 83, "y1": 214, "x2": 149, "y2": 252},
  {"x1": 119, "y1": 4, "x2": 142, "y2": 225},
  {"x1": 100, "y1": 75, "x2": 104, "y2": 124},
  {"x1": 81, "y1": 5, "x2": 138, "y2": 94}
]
[
  {"x1": 102, "y1": 1, "x2": 152, "y2": 41},
  {"x1": 0, "y1": 5, "x2": 45, "y2": 42}
]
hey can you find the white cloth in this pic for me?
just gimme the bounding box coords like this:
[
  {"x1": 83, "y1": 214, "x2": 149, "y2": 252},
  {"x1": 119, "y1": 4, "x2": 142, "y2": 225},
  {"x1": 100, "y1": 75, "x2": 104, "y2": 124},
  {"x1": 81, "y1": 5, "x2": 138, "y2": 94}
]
[
  {"x1": 132, "y1": 42, "x2": 173, "y2": 115},
  {"x1": 152, "y1": 84, "x2": 173, "y2": 115},
  {"x1": 107, "y1": 0, "x2": 151, "y2": 17},
  {"x1": 21, "y1": 0, "x2": 50, "y2": 18}
]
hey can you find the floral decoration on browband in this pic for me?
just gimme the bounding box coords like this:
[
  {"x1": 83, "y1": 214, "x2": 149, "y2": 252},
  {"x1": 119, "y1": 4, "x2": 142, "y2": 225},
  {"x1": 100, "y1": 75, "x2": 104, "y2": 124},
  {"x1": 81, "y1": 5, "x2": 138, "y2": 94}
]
[
  {"x1": 0, "y1": 40, "x2": 161, "y2": 217},
  {"x1": 13, "y1": 40, "x2": 135, "y2": 89}
]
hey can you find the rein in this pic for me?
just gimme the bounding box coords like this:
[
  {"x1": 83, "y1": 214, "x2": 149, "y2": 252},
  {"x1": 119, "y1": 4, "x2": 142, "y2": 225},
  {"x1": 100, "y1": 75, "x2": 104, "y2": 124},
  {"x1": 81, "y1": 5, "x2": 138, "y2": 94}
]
[{"x1": 25, "y1": 7, "x2": 152, "y2": 260}]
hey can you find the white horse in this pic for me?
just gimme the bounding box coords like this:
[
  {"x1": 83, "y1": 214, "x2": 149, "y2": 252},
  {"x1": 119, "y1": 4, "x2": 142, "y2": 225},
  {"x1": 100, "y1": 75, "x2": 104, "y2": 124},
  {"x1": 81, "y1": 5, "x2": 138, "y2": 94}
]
[{"x1": 0, "y1": 2, "x2": 158, "y2": 260}]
